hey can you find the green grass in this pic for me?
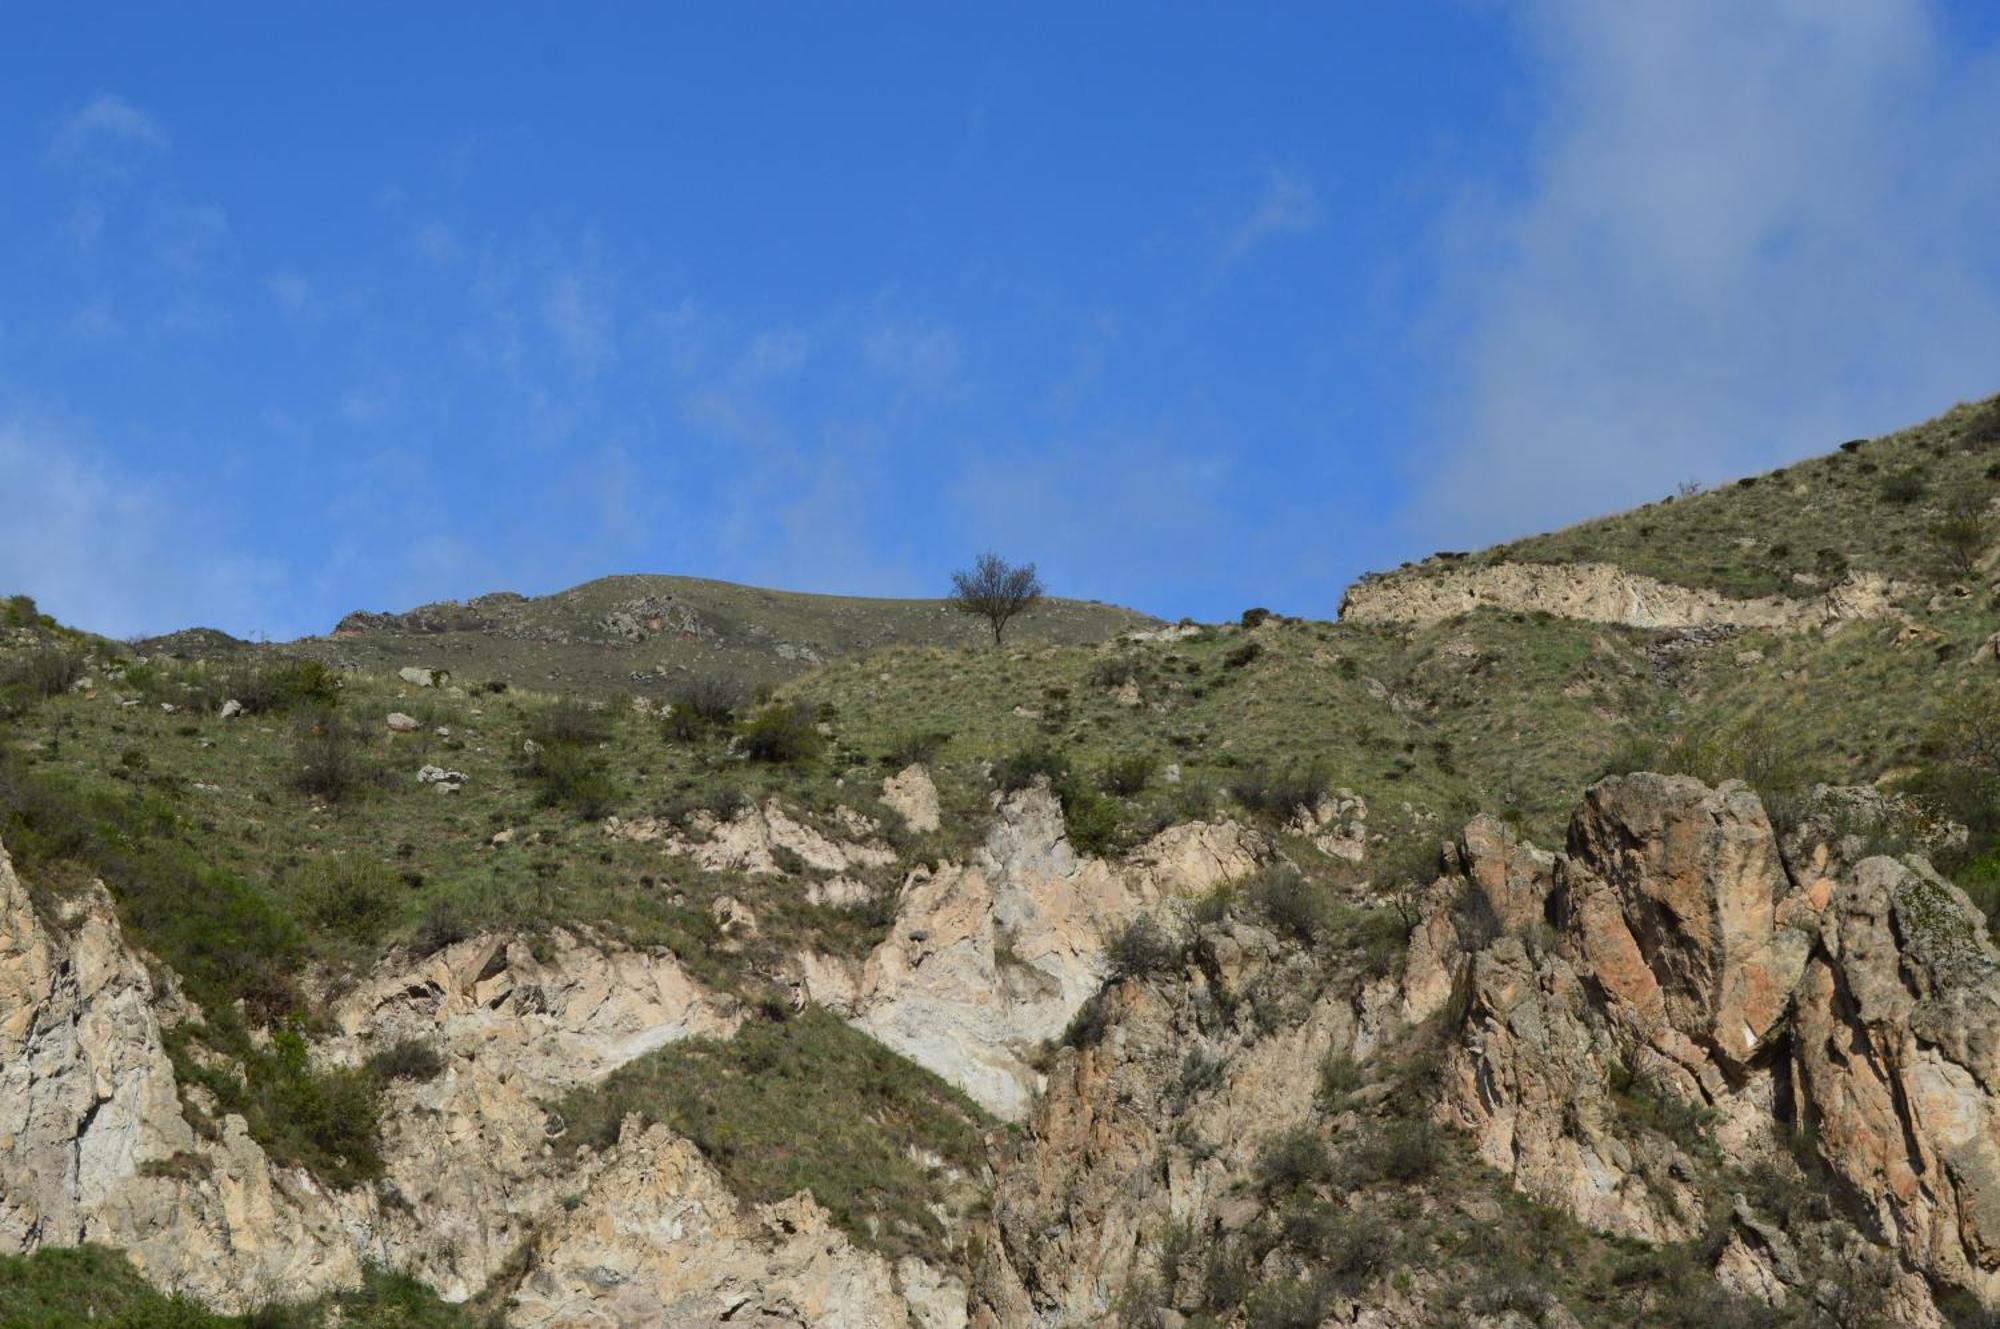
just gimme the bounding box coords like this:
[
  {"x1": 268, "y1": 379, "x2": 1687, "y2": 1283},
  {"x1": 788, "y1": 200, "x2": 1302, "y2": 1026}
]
[
  {"x1": 1466, "y1": 392, "x2": 2000, "y2": 599},
  {"x1": 551, "y1": 1008, "x2": 992, "y2": 1263},
  {"x1": 0, "y1": 1247, "x2": 482, "y2": 1329}
]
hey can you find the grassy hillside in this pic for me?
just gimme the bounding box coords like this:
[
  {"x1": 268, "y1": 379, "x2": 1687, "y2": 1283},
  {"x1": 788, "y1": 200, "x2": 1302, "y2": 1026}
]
[
  {"x1": 1404, "y1": 392, "x2": 2000, "y2": 601},
  {"x1": 7, "y1": 393, "x2": 2000, "y2": 1322},
  {"x1": 139, "y1": 573, "x2": 1157, "y2": 696}
]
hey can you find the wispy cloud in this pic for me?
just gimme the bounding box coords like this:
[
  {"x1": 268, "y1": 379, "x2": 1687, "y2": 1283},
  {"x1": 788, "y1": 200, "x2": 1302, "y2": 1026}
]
[
  {"x1": 266, "y1": 271, "x2": 320, "y2": 322},
  {"x1": 1412, "y1": 0, "x2": 2000, "y2": 547},
  {"x1": 46, "y1": 94, "x2": 168, "y2": 169},
  {"x1": 1224, "y1": 166, "x2": 1322, "y2": 263},
  {"x1": 0, "y1": 418, "x2": 282, "y2": 637}
]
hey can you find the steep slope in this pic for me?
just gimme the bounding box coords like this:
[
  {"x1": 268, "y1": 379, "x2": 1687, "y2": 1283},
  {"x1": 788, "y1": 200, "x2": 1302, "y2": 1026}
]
[{"x1": 6, "y1": 391, "x2": 2000, "y2": 1325}]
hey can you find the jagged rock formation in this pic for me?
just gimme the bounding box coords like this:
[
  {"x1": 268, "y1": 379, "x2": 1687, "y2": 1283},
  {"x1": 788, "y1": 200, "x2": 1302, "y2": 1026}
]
[
  {"x1": 803, "y1": 784, "x2": 1267, "y2": 1118},
  {"x1": 1416, "y1": 774, "x2": 2000, "y2": 1319},
  {"x1": 0, "y1": 835, "x2": 961, "y2": 1323},
  {"x1": 1340, "y1": 560, "x2": 1905, "y2": 632}
]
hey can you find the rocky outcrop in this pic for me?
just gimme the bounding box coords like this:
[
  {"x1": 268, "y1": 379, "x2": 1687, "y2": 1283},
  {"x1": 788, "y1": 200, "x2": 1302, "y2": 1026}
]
[
  {"x1": 510, "y1": 1120, "x2": 961, "y2": 1329},
  {"x1": 882, "y1": 763, "x2": 942, "y2": 834},
  {"x1": 0, "y1": 843, "x2": 361, "y2": 1308},
  {"x1": 604, "y1": 799, "x2": 897, "y2": 877},
  {"x1": 1420, "y1": 774, "x2": 2000, "y2": 1318},
  {"x1": 804, "y1": 785, "x2": 1266, "y2": 1119},
  {"x1": 1340, "y1": 560, "x2": 1905, "y2": 633},
  {"x1": 0, "y1": 835, "x2": 955, "y2": 1323}
]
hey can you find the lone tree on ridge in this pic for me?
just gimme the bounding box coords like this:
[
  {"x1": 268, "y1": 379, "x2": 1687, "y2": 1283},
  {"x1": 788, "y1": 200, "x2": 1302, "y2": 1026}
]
[{"x1": 949, "y1": 552, "x2": 1045, "y2": 646}]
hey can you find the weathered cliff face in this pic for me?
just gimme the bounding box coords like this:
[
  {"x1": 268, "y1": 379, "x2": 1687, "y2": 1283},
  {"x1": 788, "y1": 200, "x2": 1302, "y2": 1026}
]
[
  {"x1": 1339, "y1": 560, "x2": 1904, "y2": 632},
  {"x1": 0, "y1": 843, "x2": 364, "y2": 1308},
  {"x1": 1422, "y1": 774, "x2": 2000, "y2": 1319},
  {"x1": 803, "y1": 783, "x2": 1267, "y2": 1119},
  {"x1": 0, "y1": 835, "x2": 961, "y2": 1324}
]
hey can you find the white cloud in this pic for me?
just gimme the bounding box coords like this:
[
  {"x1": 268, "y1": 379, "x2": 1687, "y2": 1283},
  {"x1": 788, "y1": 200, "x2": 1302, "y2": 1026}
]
[
  {"x1": 46, "y1": 94, "x2": 168, "y2": 168},
  {"x1": 1413, "y1": 0, "x2": 2000, "y2": 547},
  {"x1": 0, "y1": 420, "x2": 281, "y2": 638},
  {"x1": 266, "y1": 271, "x2": 320, "y2": 321},
  {"x1": 542, "y1": 268, "x2": 615, "y2": 376},
  {"x1": 1225, "y1": 167, "x2": 1321, "y2": 262}
]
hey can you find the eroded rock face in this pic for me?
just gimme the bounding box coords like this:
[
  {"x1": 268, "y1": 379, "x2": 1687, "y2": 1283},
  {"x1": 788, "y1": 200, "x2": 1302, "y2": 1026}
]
[
  {"x1": 0, "y1": 836, "x2": 949, "y2": 1323},
  {"x1": 883, "y1": 764, "x2": 942, "y2": 835},
  {"x1": 508, "y1": 1120, "x2": 962, "y2": 1329},
  {"x1": 1423, "y1": 774, "x2": 2000, "y2": 1316},
  {"x1": 0, "y1": 842, "x2": 361, "y2": 1309},
  {"x1": 604, "y1": 799, "x2": 897, "y2": 876},
  {"x1": 810, "y1": 784, "x2": 1266, "y2": 1119},
  {"x1": 1340, "y1": 560, "x2": 1905, "y2": 633}
]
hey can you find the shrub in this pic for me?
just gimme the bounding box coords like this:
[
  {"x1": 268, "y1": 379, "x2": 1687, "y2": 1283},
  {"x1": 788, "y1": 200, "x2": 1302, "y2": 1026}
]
[
  {"x1": 1255, "y1": 1123, "x2": 1332, "y2": 1196},
  {"x1": 303, "y1": 857, "x2": 397, "y2": 944},
  {"x1": 2, "y1": 645, "x2": 87, "y2": 700},
  {"x1": 1062, "y1": 991, "x2": 1111, "y2": 1048},
  {"x1": 1058, "y1": 782, "x2": 1124, "y2": 857},
  {"x1": 1107, "y1": 913, "x2": 1184, "y2": 979},
  {"x1": 1090, "y1": 655, "x2": 1141, "y2": 688},
  {"x1": 1880, "y1": 467, "x2": 1928, "y2": 503},
  {"x1": 228, "y1": 657, "x2": 343, "y2": 714},
  {"x1": 532, "y1": 697, "x2": 611, "y2": 748},
  {"x1": 994, "y1": 743, "x2": 1069, "y2": 792},
  {"x1": 739, "y1": 701, "x2": 824, "y2": 763},
  {"x1": 882, "y1": 729, "x2": 949, "y2": 768},
  {"x1": 529, "y1": 742, "x2": 618, "y2": 819},
  {"x1": 259, "y1": 1028, "x2": 383, "y2": 1183},
  {"x1": 665, "y1": 675, "x2": 745, "y2": 739},
  {"x1": 0, "y1": 593, "x2": 44, "y2": 627},
  {"x1": 289, "y1": 706, "x2": 365, "y2": 802},
  {"x1": 1354, "y1": 1118, "x2": 1440, "y2": 1183},
  {"x1": 1231, "y1": 761, "x2": 1328, "y2": 823},
  {"x1": 1247, "y1": 865, "x2": 1331, "y2": 942},
  {"x1": 1240, "y1": 606, "x2": 1273, "y2": 628},
  {"x1": 1097, "y1": 752, "x2": 1157, "y2": 797},
  {"x1": 1928, "y1": 495, "x2": 1990, "y2": 579},
  {"x1": 1317, "y1": 1052, "x2": 1362, "y2": 1110},
  {"x1": 367, "y1": 1038, "x2": 445, "y2": 1083},
  {"x1": 1245, "y1": 1277, "x2": 1334, "y2": 1329},
  {"x1": 1222, "y1": 640, "x2": 1263, "y2": 669},
  {"x1": 1201, "y1": 1243, "x2": 1253, "y2": 1312}
]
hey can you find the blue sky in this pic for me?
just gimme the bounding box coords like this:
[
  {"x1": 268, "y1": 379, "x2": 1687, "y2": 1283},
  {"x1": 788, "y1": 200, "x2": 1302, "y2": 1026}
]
[{"x1": 4, "y1": 3, "x2": 1999, "y2": 639}]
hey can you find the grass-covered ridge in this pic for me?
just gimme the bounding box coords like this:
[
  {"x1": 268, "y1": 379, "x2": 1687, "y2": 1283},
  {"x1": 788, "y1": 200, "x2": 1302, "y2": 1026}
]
[{"x1": 1442, "y1": 392, "x2": 2000, "y2": 600}]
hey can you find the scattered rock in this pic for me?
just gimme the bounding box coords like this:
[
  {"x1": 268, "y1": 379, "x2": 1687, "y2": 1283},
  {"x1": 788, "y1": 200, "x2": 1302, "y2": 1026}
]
[
  {"x1": 416, "y1": 765, "x2": 465, "y2": 793},
  {"x1": 881, "y1": 764, "x2": 942, "y2": 834},
  {"x1": 218, "y1": 699, "x2": 244, "y2": 719},
  {"x1": 398, "y1": 666, "x2": 439, "y2": 688},
  {"x1": 386, "y1": 712, "x2": 419, "y2": 733}
]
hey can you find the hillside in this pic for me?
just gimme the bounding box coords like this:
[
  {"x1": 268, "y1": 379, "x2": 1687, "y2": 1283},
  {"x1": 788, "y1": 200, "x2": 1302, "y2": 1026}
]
[
  {"x1": 139, "y1": 574, "x2": 1158, "y2": 696},
  {"x1": 4, "y1": 392, "x2": 2000, "y2": 1327}
]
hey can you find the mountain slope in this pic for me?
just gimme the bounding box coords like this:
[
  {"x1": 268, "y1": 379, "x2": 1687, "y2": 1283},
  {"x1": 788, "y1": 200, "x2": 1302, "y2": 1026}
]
[{"x1": 5, "y1": 390, "x2": 2000, "y2": 1326}]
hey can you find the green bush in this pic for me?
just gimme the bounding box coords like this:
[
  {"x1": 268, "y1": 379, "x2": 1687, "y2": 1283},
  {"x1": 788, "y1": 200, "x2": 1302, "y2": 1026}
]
[
  {"x1": 529, "y1": 742, "x2": 618, "y2": 819},
  {"x1": 739, "y1": 701, "x2": 824, "y2": 764},
  {"x1": 665, "y1": 675, "x2": 746, "y2": 740},
  {"x1": 1097, "y1": 752, "x2": 1157, "y2": 797},
  {"x1": 1247, "y1": 865, "x2": 1331, "y2": 943},
  {"x1": 221, "y1": 657, "x2": 343, "y2": 715},
  {"x1": 1245, "y1": 1276, "x2": 1333, "y2": 1329},
  {"x1": 2, "y1": 645, "x2": 87, "y2": 700},
  {"x1": 1231, "y1": 762, "x2": 1328, "y2": 823},
  {"x1": 1880, "y1": 467, "x2": 1928, "y2": 503},
  {"x1": 289, "y1": 707, "x2": 365, "y2": 803},
  {"x1": 367, "y1": 1038, "x2": 445, "y2": 1083},
  {"x1": 302, "y1": 858, "x2": 397, "y2": 945},
  {"x1": 882, "y1": 729, "x2": 950, "y2": 768},
  {"x1": 1106, "y1": 913, "x2": 1184, "y2": 978},
  {"x1": 532, "y1": 697, "x2": 611, "y2": 748},
  {"x1": 994, "y1": 742, "x2": 1069, "y2": 792},
  {"x1": 1254, "y1": 1123, "x2": 1332, "y2": 1196}
]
